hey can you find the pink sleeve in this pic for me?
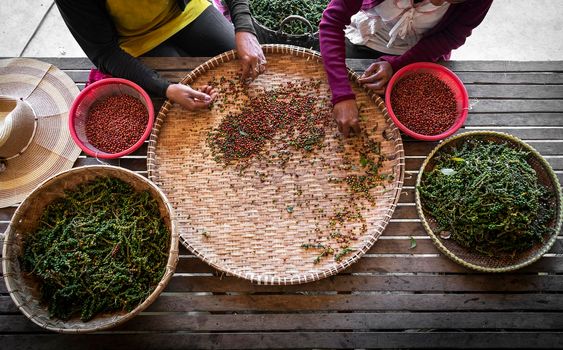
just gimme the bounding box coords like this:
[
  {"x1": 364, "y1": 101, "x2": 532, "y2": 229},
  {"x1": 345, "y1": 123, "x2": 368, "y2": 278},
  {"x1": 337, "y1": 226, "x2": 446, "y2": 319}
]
[{"x1": 319, "y1": 0, "x2": 364, "y2": 105}]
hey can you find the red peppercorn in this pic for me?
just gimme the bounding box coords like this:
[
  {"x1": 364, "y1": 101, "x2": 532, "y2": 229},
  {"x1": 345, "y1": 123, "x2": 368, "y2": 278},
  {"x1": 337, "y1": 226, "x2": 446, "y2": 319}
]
[
  {"x1": 85, "y1": 94, "x2": 148, "y2": 154},
  {"x1": 390, "y1": 73, "x2": 458, "y2": 136}
]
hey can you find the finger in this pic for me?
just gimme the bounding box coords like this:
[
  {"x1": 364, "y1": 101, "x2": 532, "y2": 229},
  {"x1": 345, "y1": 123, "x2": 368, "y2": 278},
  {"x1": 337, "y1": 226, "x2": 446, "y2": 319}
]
[
  {"x1": 341, "y1": 123, "x2": 350, "y2": 138},
  {"x1": 186, "y1": 99, "x2": 211, "y2": 110},
  {"x1": 359, "y1": 68, "x2": 384, "y2": 84},
  {"x1": 364, "y1": 81, "x2": 386, "y2": 91},
  {"x1": 209, "y1": 91, "x2": 218, "y2": 101},
  {"x1": 199, "y1": 85, "x2": 212, "y2": 95},
  {"x1": 361, "y1": 63, "x2": 380, "y2": 78},
  {"x1": 358, "y1": 74, "x2": 380, "y2": 84},
  {"x1": 352, "y1": 122, "x2": 361, "y2": 136},
  {"x1": 250, "y1": 60, "x2": 261, "y2": 80},
  {"x1": 241, "y1": 59, "x2": 252, "y2": 81},
  {"x1": 189, "y1": 89, "x2": 212, "y2": 102}
]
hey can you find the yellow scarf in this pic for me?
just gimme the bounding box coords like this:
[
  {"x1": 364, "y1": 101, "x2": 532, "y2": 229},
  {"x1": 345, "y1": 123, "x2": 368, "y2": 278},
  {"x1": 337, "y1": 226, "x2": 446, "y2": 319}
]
[{"x1": 106, "y1": 0, "x2": 210, "y2": 57}]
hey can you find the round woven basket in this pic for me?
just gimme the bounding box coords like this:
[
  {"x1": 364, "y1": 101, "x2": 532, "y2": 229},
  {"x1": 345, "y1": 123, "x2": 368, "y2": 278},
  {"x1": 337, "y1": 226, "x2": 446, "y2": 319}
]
[
  {"x1": 2, "y1": 165, "x2": 179, "y2": 333},
  {"x1": 415, "y1": 131, "x2": 562, "y2": 272},
  {"x1": 148, "y1": 44, "x2": 404, "y2": 284}
]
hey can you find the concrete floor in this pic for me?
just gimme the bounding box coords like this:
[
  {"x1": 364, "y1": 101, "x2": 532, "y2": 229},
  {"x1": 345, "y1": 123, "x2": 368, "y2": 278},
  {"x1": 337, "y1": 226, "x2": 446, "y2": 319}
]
[{"x1": 1, "y1": 0, "x2": 563, "y2": 60}]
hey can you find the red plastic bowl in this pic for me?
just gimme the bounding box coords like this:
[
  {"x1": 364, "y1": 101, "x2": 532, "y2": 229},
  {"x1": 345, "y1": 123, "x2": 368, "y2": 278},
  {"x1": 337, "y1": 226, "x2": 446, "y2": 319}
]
[
  {"x1": 69, "y1": 78, "x2": 154, "y2": 159},
  {"x1": 384, "y1": 62, "x2": 469, "y2": 141}
]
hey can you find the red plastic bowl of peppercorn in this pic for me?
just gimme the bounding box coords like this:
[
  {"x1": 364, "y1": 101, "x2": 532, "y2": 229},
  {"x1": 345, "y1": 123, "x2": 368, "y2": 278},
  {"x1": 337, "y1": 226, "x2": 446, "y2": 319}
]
[
  {"x1": 69, "y1": 78, "x2": 154, "y2": 159},
  {"x1": 385, "y1": 62, "x2": 469, "y2": 141}
]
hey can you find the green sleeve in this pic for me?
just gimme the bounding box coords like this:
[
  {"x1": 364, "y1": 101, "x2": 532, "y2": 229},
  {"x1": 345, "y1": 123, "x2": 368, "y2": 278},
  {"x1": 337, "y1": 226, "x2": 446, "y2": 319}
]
[{"x1": 224, "y1": 0, "x2": 257, "y2": 36}]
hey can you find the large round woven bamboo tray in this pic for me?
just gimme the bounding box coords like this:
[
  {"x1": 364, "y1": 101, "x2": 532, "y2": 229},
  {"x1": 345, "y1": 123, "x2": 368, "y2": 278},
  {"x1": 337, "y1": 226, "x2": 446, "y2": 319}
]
[
  {"x1": 415, "y1": 131, "x2": 562, "y2": 272},
  {"x1": 148, "y1": 45, "x2": 404, "y2": 284},
  {"x1": 2, "y1": 165, "x2": 179, "y2": 333}
]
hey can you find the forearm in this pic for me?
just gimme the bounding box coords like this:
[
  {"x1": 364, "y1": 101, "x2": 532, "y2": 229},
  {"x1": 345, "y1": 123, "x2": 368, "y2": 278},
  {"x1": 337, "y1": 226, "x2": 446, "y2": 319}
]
[
  {"x1": 319, "y1": 0, "x2": 363, "y2": 105},
  {"x1": 95, "y1": 49, "x2": 170, "y2": 98},
  {"x1": 224, "y1": 0, "x2": 256, "y2": 35}
]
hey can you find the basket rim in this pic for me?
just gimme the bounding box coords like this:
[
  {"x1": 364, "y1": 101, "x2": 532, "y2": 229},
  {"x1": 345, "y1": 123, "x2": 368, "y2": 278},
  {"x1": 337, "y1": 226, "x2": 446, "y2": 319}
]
[
  {"x1": 414, "y1": 130, "x2": 563, "y2": 272},
  {"x1": 2, "y1": 165, "x2": 179, "y2": 333},
  {"x1": 147, "y1": 44, "x2": 405, "y2": 285}
]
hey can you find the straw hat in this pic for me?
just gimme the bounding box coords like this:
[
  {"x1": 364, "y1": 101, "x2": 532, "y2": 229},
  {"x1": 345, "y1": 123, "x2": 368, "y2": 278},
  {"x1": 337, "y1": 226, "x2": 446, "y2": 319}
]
[{"x1": 0, "y1": 58, "x2": 81, "y2": 208}]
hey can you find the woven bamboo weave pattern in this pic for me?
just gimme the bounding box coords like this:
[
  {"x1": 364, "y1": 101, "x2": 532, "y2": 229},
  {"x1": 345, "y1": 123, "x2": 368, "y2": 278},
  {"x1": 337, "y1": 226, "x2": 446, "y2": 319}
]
[
  {"x1": 148, "y1": 45, "x2": 404, "y2": 284},
  {"x1": 2, "y1": 165, "x2": 179, "y2": 333}
]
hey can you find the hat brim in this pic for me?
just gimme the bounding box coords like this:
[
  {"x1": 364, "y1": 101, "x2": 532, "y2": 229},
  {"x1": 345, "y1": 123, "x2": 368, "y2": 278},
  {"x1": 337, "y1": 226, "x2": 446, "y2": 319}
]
[{"x1": 0, "y1": 58, "x2": 81, "y2": 208}]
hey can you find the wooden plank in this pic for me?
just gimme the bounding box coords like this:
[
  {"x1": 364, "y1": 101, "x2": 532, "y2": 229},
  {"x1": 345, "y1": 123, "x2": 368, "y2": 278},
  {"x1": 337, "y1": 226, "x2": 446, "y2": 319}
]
[
  {"x1": 36, "y1": 58, "x2": 563, "y2": 73},
  {"x1": 73, "y1": 157, "x2": 147, "y2": 171},
  {"x1": 470, "y1": 100, "x2": 563, "y2": 113},
  {"x1": 0, "y1": 207, "x2": 15, "y2": 221},
  {"x1": 2, "y1": 292, "x2": 563, "y2": 316},
  {"x1": 5, "y1": 312, "x2": 563, "y2": 334},
  {"x1": 0, "y1": 315, "x2": 45, "y2": 333},
  {"x1": 442, "y1": 61, "x2": 563, "y2": 72},
  {"x1": 2, "y1": 332, "x2": 562, "y2": 349},
  {"x1": 116, "y1": 312, "x2": 563, "y2": 332},
  {"x1": 164, "y1": 274, "x2": 563, "y2": 293},
  {"x1": 63, "y1": 71, "x2": 90, "y2": 83},
  {"x1": 147, "y1": 293, "x2": 563, "y2": 312},
  {"x1": 465, "y1": 85, "x2": 563, "y2": 99},
  {"x1": 173, "y1": 254, "x2": 563, "y2": 275},
  {"x1": 453, "y1": 72, "x2": 563, "y2": 85},
  {"x1": 0, "y1": 297, "x2": 19, "y2": 314},
  {"x1": 36, "y1": 57, "x2": 94, "y2": 70},
  {"x1": 391, "y1": 205, "x2": 418, "y2": 219},
  {"x1": 466, "y1": 113, "x2": 563, "y2": 127},
  {"x1": 2, "y1": 332, "x2": 563, "y2": 349}
]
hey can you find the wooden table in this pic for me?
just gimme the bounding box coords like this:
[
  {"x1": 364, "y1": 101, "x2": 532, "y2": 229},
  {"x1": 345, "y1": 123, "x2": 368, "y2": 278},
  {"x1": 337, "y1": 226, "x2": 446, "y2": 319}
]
[{"x1": 1, "y1": 58, "x2": 562, "y2": 349}]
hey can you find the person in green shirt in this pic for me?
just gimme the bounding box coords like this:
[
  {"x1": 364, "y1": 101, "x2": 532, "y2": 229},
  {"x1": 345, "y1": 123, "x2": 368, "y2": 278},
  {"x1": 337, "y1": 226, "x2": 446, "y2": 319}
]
[{"x1": 56, "y1": 0, "x2": 266, "y2": 111}]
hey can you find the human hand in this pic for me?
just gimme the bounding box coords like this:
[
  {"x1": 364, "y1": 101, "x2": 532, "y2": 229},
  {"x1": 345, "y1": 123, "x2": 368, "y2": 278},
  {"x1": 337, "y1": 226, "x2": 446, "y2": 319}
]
[
  {"x1": 333, "y1": 99, "x2": 361, "y2": 137},
  {"x1": 166, "y1": 84, "x2": 217, "y2": 110},
  {"x1": 235, "y1": 31, "x2": 267, "y2": 82},
  {"x1": 358, "y1": 61, "x2": 393, "y2": 95}
]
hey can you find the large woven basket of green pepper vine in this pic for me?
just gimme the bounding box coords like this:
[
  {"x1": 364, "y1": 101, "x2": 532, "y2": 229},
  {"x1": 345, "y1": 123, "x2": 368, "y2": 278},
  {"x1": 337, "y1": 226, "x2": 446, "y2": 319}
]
[
  {"x1": 2, "y1": 165, "x2": 179, "y2": 333},
  {"x1": 416, "y1": 131, "x2": 562, "y2": 272},
  {"x1": 148, "y1": 44, "x2": 405, "y2": 284}
]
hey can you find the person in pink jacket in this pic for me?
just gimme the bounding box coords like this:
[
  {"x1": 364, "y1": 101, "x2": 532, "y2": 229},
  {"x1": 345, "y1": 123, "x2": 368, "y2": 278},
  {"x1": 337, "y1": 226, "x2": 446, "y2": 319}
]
[{"x1": 319, "y1": 0, "x2": 493, "y2": 136}]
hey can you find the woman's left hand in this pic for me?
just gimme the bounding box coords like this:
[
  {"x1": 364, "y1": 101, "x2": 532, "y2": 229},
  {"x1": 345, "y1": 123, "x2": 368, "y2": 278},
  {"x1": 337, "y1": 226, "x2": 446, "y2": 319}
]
[
  {"x1": 358, "y1": 61, "x2": 393, "y2": 95},
  {"x1": 235, "y1": 31, "x2": 267, "y2": 82}
]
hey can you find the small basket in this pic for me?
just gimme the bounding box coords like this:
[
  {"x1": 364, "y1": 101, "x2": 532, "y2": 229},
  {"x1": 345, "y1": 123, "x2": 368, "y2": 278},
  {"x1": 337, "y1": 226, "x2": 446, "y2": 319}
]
[
  {"x1": 253, "y1": 15, "x2": 319, "y2": 50},
  {"x1": 68, "y1": 78, "x2": 154, "y2": 159},
  {"x1": 415, "y1": 131, "x2": 562, "y2": 272},
  {"x1": 2, "y1": 165, "x2": 179, "y2": 333}
]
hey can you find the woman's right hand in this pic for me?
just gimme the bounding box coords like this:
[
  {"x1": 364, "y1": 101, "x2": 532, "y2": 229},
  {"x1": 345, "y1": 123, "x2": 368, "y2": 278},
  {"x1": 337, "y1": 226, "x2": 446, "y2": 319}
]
[
  {"x1": 333, "y1": 99, "x2": 361, "y2": 137},
  {"x1": 166, "y1": 83, "x2": 217, "y2": 110}
]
